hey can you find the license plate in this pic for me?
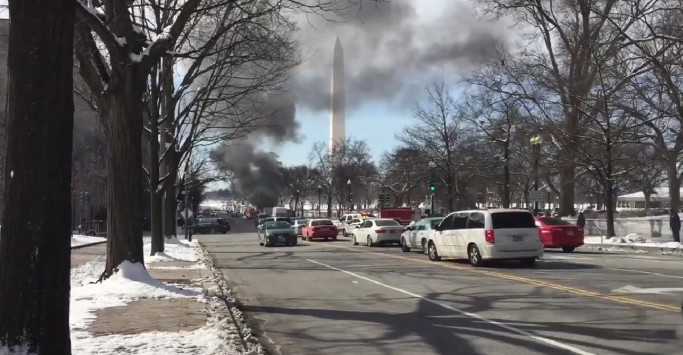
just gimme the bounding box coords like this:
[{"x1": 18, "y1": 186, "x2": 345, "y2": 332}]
[
  {"x1": 566, "y1": 230, "x2": 574, "y2": 236},
  {"x1": 390, "y1": 230, "x2": 395, "y2": 234},
  {"x1": 278, "y1": 236, "x2": 285, "y2": 241},
  {"x1": 320, "y1": 228, "x2": 328, "y2": 231},
  {"x1": 512, "y1": 235, "x2": 523, "y2": 242}
]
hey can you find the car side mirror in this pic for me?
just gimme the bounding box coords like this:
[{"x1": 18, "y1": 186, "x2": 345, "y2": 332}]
[
  {"x1": 434, "y1": 225, "x2": 442, "y2": 231},
  {"x1": 355, "y1": 225, "x2": 361, "y2": 229}
]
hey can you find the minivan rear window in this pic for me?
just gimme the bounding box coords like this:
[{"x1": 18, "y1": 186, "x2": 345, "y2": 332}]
[
  {"x1": 539, "y1": 217, "x2": 572, "y2": 226},
  {"x1": 492, "y1": 212, "x2": 536, "y2": 229}
]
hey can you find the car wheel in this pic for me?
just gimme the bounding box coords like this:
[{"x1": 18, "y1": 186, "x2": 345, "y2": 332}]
[
  {"x1": 427, "y1": 241, "x2": 440, "y2": 261},
  {"x1": 332, "y1": 236, "x2": 337, "y2": 241},
  {"x1": 400, "y1": 238, "x2": 411, "y2": 252},
  {"x1": 352, "y1": 235, "x2": 358, "y2": 246},
  {"x1": 468, "y1": 244, "x2": 483, "y2": 267},
  {"x1": 562, "y1": 246, "x2": 575, "y2": 253},
  {"x1": 366, "y1": 235, "x2": 372, "y2": 247},
  {"x1": 520, "y1": 258, "x2": 536, "y2": 267}
]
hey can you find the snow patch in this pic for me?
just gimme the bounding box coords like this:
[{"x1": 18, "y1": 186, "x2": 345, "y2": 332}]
[
  {"x1": 145, "y1": 237, "x2": 199, "y2": 262},
  {"x1": 71, "y1": 234, "x2": 106, "y2": 247}
]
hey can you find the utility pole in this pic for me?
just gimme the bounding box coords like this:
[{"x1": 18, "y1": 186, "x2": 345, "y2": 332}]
[{"x1": 347, "y1": 179, "x2": 353, "y2": 212}]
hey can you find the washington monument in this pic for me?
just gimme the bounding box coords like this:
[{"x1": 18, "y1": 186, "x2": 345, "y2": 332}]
[{"x1": 329, "y1": 36, "x2": 346, "y2": 155}]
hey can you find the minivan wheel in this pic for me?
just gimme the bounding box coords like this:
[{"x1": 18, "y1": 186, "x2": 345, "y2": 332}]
[
  {"x1": 427, "y1": 242, "x2": 441, "y2": 261},
  {"x1": 468, "y1": 244, "x2": 483, "y2": 267},
  {"x1": 401, "y1": 238, "x2": 411, "y2": 252},
  {"x1": 520, "y1": 258, "x2": 536, "y2": 267},
  {"x1": 562, "y1": 246, "x2": 576, "y2": 253}
]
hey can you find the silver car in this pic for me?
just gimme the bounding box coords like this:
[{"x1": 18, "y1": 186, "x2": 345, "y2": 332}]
[{"x1": 291, "y1": 219, "x2": 309, "y2": 236}]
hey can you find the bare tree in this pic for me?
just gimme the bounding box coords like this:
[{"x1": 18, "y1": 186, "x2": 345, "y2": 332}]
[
  {"x1": 309, "y1": 138, "x2": 374, "y2": 216},
  {"x1": 0, "y1": 0, "x2": 74, "y2": 350},
  {"x1": 377, "y1": 147, "x2": 426, "y2": 207},
  {"x1": 480, "y1": 0, "x2": 641, "y2": 215},
  {"x1": 397, "y1": 81, "x2": 469, "y2": 211}
]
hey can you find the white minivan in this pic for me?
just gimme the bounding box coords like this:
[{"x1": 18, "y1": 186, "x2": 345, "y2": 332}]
[{"x1": 426, "y1": 209, "x2": 543, "y2": 266}]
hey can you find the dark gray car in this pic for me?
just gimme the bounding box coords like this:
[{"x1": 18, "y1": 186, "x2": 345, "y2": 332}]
[{"x1": 259, "y1": 221, "x2": 297, "y2": 247}]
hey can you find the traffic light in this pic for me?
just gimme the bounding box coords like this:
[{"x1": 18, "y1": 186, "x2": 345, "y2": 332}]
[{"x1": 429, "y1": 184, "x2": 436, "y2": 193}]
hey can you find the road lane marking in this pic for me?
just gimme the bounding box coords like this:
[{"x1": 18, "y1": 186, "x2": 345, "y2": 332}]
[
  {"x1": 307, "y1": 258, "x2": 596, "y2": 355},
  {"x1": 322, "y1": 244, "x2": 680, "y2": 312},
  {"x1": 607, "y1": 267, "x2": 683, "y2": 280}
]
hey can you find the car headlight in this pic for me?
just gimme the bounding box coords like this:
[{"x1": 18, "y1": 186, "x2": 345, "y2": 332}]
[{"x1": 266, "y1": 233, "x2": 274, "y2": 237}]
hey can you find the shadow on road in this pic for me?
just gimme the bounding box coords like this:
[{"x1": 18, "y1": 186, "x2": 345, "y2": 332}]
[{"x1": 242, "y1": 289, "x2": 671, "y2": 355}]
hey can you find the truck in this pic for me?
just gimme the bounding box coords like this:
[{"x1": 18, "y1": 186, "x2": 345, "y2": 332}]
[
  {"x1": 379, "y1": 207, "x2": 414, "y2": 226},
  {"x1": 263, "y1": 207, "x2": 290, "y2": 218}
]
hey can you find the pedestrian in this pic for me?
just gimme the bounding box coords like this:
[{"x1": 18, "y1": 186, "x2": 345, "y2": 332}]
[
  {"x1": 670, "y1": 208, "x2": 681, "y2": 243},
  {"x1": 577, "y1": 211, "x2": 586, "y2": 233}
]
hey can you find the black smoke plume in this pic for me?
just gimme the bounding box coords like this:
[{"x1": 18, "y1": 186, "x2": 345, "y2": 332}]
[{"x1": 211, "y1": 92, "x2": 299, "y2": 208}]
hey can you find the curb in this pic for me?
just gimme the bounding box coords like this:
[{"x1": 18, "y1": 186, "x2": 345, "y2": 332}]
[
  {"x1": 196, "y1": 242, "x2": 267, "y2": 355},
  {"x1": 71, "y1": 241, "x2": 106, "y2": 250},
  {"x1": 581, "y1": 243, "x2": 683, "y2": 256}
]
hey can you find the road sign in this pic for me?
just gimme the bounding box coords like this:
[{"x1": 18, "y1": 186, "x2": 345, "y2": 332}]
[
  {"x1": 612, "y1": 285, "x2": 683, "y2": 295},
  {"x1": 529, "y1": 191, "x2": 544, "y2": 203},
  {"x1": 181, "y1": 209, "x2": 193, "y2": 218}
]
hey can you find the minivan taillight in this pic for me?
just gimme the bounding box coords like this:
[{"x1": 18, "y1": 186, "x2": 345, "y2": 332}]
[{"x1": 485, "y1": 229, "x2": 495, "y2": 243}]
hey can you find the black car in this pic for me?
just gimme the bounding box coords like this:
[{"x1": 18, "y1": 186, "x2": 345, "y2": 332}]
[
  {"x1": 190, "y1": 218, "x2": 230, "y2": 235},
  {"x1": 258, "y1": 221, "x2": 297, "y2": 247}
]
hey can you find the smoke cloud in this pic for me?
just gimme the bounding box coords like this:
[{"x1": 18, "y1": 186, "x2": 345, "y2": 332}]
[
  {"x1": 211, "y1": 91, "x2": 299, "y2": 207},
  {"x1": 292, "y1": 0, "x2": 509, "y2": 112},
  {"x1": 213, "y1": 0, "x2": 509, "y2": 200}
]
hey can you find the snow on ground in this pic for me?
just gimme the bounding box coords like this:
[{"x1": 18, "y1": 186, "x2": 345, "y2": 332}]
[
  {"x1": 145, "y1": 237, "x2": 200, "y2": 263},
  {"x1": 584, "y1": 234, "x2": 682, "y2": 249},
  {"x1": 70, "y1": 239, "x2": 244, "y2": 354},
  {"x1": 71, "y1": 234, "x2": 106, "y2": 247}
]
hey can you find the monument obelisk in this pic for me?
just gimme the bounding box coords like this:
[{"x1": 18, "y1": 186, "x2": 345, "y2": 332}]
[{"x1": 329, "y1": 36, "x2": 346, "y2": 156}]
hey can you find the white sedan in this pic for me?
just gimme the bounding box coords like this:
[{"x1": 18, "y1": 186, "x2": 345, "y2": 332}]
[
  {"x1": 400, "y1": 217, "x2": 444, "y2": 253},
  {"x1": 352, "y1": 218, "x2": 405, "y2": 247}
]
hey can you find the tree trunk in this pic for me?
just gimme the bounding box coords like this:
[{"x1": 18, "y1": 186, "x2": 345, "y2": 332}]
[
  {"x1": 0, "y1": 0, "x2": 74, "y2": 351},
  {"x1": 667, "y1": 163, "x2": 681, "y2": 212},
  {"x1": 643, "y1": 191, "x2": 651, "y2": 211},
  {"x1": 559, "y1": 154, "x2": 576, "y2": 216},
  {"x1": 100, "y1": 87, "x2": 145, "y2": 279},
  {"x1": 163, "y1": 161, "x2": 178, "y2": 238},
  {"x1": 160, "y1": 56, "x2": 176, "y2": 239},
  {"x1": 326, "y1": 192, "x2": 332, "y2": 217},
  {"x1": 502, "y1": 143, "x2": 510, "y2": 208},
  {"x1": 446, "y1": 169, "x2": 454, "y2": 211},
  {"x1": 149, "y1": 112, "x2": 163, "y2": 255}
]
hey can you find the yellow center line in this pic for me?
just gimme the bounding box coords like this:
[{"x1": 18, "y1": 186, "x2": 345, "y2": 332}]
[{"x1": 317, "y1": 243, "x2": 680, "y2": 313}]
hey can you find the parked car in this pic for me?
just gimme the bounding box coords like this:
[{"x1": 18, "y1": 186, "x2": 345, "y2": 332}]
[
  {"x1": 258, "y1": 221, "x2": 297, "y2": 247},
  {"x1": 302, "y1": 219, "x2": 338, "y2": 241},
  {"x1": 291, "y1": 219, "x2": 309, "y2": 236},
  {"x1": 189, "y1": 218, "x2": 230, "y2": 235},
  {"x1": 401, "y1": 217, "x2": 444, "y2": 253},
  {"x1": 535, "y1": 216, "x2": 584, "y2": 253},
  {"x1": 257, "y1": 217, "x2": 292, "y2": 237},
  {"x1": 352, "y1": 218, "x2": 405, "y2": 246},
  {"x1": 426, "y1": 209, "x2": 543, "y2": 267}
]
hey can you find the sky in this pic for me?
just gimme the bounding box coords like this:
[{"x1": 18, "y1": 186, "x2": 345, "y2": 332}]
[{"x1": 256, "y1": 0, "x2": 512, "y2": 166}]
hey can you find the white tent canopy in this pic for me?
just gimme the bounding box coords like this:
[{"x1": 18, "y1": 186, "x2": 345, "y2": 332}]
[{"x1": 617, "y1": 187, "x2": 681, "y2": 202}]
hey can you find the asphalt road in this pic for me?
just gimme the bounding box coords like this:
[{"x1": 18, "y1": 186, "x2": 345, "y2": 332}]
[{"x1": 199, "y1": 217, "x2": 683, "y2": 355}]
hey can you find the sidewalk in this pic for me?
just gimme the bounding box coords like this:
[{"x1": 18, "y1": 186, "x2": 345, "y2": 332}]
[{"x1": 70, "y1": 239, "x2": 259, "y2": 354}]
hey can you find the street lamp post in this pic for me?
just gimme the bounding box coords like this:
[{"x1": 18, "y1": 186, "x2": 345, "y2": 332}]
[
  {"x1": 428, "y1": 162, "x2": 436, "y2": 215},
  {"x1": 295, "y1": 189, "x2": 300, "y2": 217},
  {"x1": 530, "y1": 135, "x2": 543, "y2": 214},
  {"x1": 317, "y1": 185, "x2": 322, "y2": 217},
  {"x1": 347, "y1": 179, "x2": 353, "y2": 212}
]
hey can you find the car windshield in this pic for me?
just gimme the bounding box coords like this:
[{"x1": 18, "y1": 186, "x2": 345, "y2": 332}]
[
  {"x1": 375, "y1": 219, "x2": 400, "y2": 227},
  {"x1": 266, "y1": 221, "x2": 291, "y2": 229},
  {"x1": 492, "y1": 212, "x2": 536, "y2": 229},
  {"x1": 539, "y1": 217, "x2": 572, "y2": 226},
  {"x1": 312, "y1": 219, "x2": 334, "y2": 226},
  {"x1": 429, "y1": 218, "x2": 443, "y2": 228}
]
